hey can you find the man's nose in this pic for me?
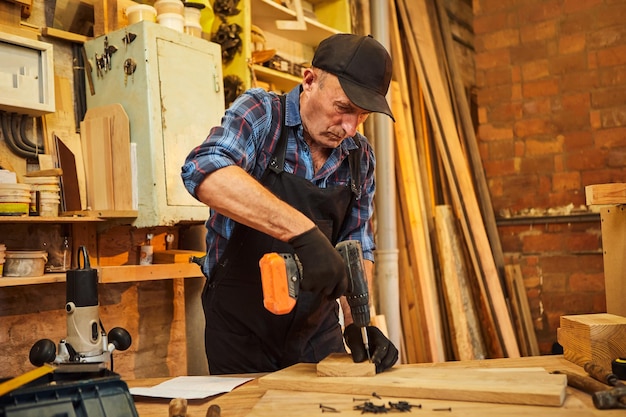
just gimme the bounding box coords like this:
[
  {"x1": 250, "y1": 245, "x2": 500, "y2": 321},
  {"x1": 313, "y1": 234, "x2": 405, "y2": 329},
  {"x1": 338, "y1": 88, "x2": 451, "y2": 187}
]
[{"x1": 341, "y1": 114, "x2": 359, "y2": 137}]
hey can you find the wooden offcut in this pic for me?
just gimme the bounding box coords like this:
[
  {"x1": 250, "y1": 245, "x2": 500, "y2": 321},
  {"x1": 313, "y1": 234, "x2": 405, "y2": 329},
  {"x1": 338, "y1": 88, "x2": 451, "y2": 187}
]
[
  {"x1": 258, "y1": 363, "x2": 567, "y2": 407},
  {"x1": 557, "y1": 313, "x2": 626, "y2": 370},
  {"x1": 152, "y1": 250, "x2": 206, "y2": 264},
  {"x1": 585, "y1": 183, "x2": 626, "y2": 205},
  {"x1": 316, "y1": 353, "x2": 375, "y2": 377}
]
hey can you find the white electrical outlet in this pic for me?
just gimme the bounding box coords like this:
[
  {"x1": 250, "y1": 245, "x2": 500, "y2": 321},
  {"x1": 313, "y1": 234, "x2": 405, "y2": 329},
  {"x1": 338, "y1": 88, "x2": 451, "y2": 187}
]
[{"x1": 0, "y1": 31, "x2": 55, "y2": 116}]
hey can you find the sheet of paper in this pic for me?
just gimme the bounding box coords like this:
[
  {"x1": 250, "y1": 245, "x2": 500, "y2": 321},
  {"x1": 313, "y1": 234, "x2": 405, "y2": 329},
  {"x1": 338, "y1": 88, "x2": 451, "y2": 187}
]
[{"x1": 129, "y1": 376, "x2": 253, "y2": 400}]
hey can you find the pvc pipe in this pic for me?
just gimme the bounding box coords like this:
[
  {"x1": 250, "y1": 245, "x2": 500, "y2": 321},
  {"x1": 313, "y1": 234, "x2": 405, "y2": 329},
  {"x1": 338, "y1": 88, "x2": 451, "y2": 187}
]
[{"x1": 370, "y1": 0, "x2": 402, "y2": 361}]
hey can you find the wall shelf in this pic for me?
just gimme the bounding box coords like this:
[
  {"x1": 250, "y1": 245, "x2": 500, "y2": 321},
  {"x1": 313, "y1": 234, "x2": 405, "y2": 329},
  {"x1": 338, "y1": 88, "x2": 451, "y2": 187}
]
[
  {"x1": 253, "y1": 64, "x2": 302, "y2": 92},
  {"x1": 0, "y1": 215, "x2": 106, "y2": 223},
  {"x1": 0, "y1": 263, "x2": 203, "y2": 287},
  {"x1": 252, "y1": 0, "x2": 341, "y2": 47}
]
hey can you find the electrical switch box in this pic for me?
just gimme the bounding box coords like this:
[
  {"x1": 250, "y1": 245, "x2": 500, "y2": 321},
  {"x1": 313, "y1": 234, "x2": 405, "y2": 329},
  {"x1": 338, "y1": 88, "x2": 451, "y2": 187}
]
[
  {"x1": 84, "y1": 21, "x2": 225, "y2": 227},
  {"x1": 0, "y1": 31, "x2": 55, "y2": 115}
]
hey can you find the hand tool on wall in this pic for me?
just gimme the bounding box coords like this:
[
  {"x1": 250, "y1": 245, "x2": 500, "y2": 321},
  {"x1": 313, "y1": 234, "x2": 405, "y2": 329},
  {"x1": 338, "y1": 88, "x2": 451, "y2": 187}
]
[
  {"x1": 260, "y1": 240, "x2": 371, "y2": 359},
  {"x1": 553, "y1": 370, "x2": 626, "y2": 409}
]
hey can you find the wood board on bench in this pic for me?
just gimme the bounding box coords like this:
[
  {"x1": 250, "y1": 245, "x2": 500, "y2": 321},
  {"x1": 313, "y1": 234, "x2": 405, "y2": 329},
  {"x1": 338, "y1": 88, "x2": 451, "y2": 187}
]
[
  {"x1": 247, "y1": 389, "x2": 593, "y2": 417},
  {"x1": 258, "y1": 361, "x2": 567, "y2": 407}
]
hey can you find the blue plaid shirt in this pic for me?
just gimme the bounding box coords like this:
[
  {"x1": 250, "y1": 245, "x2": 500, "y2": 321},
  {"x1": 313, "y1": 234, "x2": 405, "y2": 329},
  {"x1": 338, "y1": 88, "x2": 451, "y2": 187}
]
[{"x1": 181, "y1": 86, "x2": 376, "y2": 277}]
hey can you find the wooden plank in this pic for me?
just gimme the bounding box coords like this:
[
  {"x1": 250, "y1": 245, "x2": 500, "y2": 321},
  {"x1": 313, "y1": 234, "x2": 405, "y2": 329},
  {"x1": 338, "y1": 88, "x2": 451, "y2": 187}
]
[
  {"x1": 397, "y1": 0, "x2": 518, "y2": 358},
  {"x1": 316, "y1": 353, "x2": 375, "y2": 377},
  {"x1": 506, "y1": 264, "x2": 540, "y2": 356},
  {"x1": 433, "y1": 0, "x2": 507, "y2": 280},
  {"x1": 585, "y1": 183, "x2": 626, "y2": 205},
  {"x1": 105, "y1": 104, "x2": 133, "y2": 211},
  {"x1": 392, "y1": 81, "x2": 445, "y2": 362},
  {"x1": 599, "y1": 206, "x2": 626, "y2": 317},
  {"x1": 81, "y1": 116, "x2": 114, "y2": 210},
  {"x1": 435, "y1": 205, "x2": 487, "y2": 360},
  {"x1": 258, "y1": 363, "x2": 567, "y2": 407},
  {"x1": 248, "y1": 389, "x2": 595, "y2": 417}
]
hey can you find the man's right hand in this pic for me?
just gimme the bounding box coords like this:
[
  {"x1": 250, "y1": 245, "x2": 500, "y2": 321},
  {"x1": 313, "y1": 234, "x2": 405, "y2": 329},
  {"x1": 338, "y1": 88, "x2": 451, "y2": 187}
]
[{"x1": 289, "y1": 226, "x2": 348, "y2": 299}]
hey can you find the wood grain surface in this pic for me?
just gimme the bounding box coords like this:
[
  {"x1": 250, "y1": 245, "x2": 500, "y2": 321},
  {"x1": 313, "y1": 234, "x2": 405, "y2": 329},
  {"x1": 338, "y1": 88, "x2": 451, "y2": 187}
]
[{"x1": 259, "y1": 363, "x2": 567, "y2": 406}]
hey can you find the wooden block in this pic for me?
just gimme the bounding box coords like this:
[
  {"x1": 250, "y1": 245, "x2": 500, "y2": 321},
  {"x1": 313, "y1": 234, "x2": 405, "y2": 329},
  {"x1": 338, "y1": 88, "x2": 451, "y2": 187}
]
[
  {"x1": 585, "y1": 183, "x2": 626, "y2": 205},
  {"x1": 152, "y1": 250, "x2": 205, "y2": 264},
  {"x1": 316, "y1": 353, "x2": 375, "y2": 377},
  {"x1": 558, "y1": 314, "x2": 626, "y2": 370}
]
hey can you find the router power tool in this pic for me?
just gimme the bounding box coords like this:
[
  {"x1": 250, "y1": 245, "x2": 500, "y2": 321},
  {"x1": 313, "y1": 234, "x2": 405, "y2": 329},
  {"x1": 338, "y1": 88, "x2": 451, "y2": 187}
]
[
  {"x1": 29, "y1": 246, "x2": 132, "y2": 373},
  {"x1": 259, "y1": 239, "x2": 372, "y2": 359}
]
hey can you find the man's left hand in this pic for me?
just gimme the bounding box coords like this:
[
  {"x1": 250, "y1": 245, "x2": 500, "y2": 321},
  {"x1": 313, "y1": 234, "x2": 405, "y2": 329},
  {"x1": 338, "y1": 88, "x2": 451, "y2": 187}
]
[{"x1": 344, "y1": 324, "x2": 399, "y2": 373}]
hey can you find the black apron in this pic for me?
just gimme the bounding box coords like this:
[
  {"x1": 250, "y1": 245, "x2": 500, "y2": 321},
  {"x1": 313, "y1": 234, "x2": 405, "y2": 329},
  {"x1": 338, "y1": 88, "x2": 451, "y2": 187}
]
[{"x1": 202, "y1": 95, "x2": 361, "y2": 374}]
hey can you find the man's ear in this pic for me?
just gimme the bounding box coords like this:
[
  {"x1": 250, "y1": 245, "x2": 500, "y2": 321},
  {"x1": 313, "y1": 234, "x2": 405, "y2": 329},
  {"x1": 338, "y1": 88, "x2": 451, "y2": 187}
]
[{"x1": 302, "y1": 68, "x2": 315, "y2": 90}]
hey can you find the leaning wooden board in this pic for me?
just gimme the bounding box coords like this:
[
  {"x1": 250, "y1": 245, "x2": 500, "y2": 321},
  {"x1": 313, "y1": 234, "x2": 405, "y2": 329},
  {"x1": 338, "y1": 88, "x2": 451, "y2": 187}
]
[
  {"x1": 247, "y1": 389, "x2": 594, "y2": 417},
  {"x1": 258, "y1": 363, "x2": 568, "y2": 407}
]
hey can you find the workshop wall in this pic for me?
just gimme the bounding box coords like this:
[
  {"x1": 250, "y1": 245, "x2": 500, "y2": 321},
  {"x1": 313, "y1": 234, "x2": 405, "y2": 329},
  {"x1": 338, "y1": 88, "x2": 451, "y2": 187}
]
[
  {"x1": 474, "y1": 1, "x2": 624, "y2": 352},
  {"x1": 0, "y1": 0, "x2": 195, "y2": 380}
]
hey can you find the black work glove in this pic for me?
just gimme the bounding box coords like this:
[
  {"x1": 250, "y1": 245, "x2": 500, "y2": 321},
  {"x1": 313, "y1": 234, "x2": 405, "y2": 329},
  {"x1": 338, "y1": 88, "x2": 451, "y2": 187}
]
[
  {"x1": 344, "y1": 324, "x2": 399, "y2": 373},
  {"x1": 289, "y1": 226, "x2": 348, "y2": 300}
]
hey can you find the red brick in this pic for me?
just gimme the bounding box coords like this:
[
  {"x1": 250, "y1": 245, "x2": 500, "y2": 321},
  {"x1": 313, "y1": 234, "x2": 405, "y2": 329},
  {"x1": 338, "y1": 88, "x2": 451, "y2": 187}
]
[
  {"x1": 542, "y1": 274, "x2": 568, "y2": 292},
  {"x1": 598, "y1": 65, "x2": 626, "y2": 87},
  {"x1": 521, "y1": 60, "x2": 550, "y2": 81},
  {"x1": 478, "y1": 28, "x2": 520, "y2": 51},
  {"x1": 560, "y1": 92, "x2": 591, "y2": 114},
  {"x1": 591, "y1": 87, "x2": 626, "y2": 108},
  {"x1": 595, "y1": 3, "x2": 626, "y2": 29},
  {"x1": 477, "y1": 123, "x2": 514, "y2": 141},
  {"x1": 482, "y1": 67, "x2": 514, "y2": 86},
  {"x1": 515, "y1": 140, "x2": 525, "y2": 157},
  {"x1": 569, "y1": 272, "x2": 605, "y2": 292},
  {"x1": 511, "y1": 42, "x2": 551, "y2": 64},
  {"x1": 563, "y1": 0, "x2": 603, "y2": 14},
  {"x1": 595, "y1": 126, "x2": 626, "y2": 147},
  {"x1": 565, "y1": 232, "x2": 601, "y2": 252},
  {"x1": 565, "y1": 149, "x2": 608, "y2": 171},
  {"x1": 554, "y1": 154, "x2": 564, "y2": 172},
  {"x1": 520, "y1": 155, "x2": 554, "y2": 173},
  {"x1": 515, "y1": 118, "x2": 559, "y2": 138},
  {"x1": 522, "y1": 232, "x2": 564, "y2": 252},
  {"x1": 520, "y1": 20, "x2": 558, "y2": 43},
  {"x1": 474, "y1": 12, "x2": 515, "y2": 35},
  {"x1": 522, "y1": 98, "x2": 551, "y2": 116},
  {"x1": 599, "y1": 107, "x2": 626, "y2": 128},
  {"x1": 483, "y1": 158, "x2": 517, "y2": 176},
  {"x1": 582, "y1": 169, "x2": 625, "y2": 187},
  {"x1": 590, "y1": 111, "x2": 602, "y2": 128},
  {"x1": 559, "y1": 12, "x2": 594, "y2": 34},
  {"x1": 478, "y1": 85, "x2": 513, "y2": 105},
  {"x1": 552, "y1": 171, "x2": 581, "y2": 191},
  {"x1": 489, "y1": 102, "x2": 523, "y2": 122},
  {"x1": 608, "y1": 150, "x2": 626, "y2": 167},
  {"x1": 588, "y1": 26, "x2": 626, "y2": 50},
  {"x1": 475, "y1": 49, "x2": 511, "y2": 70},
  {"x1": 540, "y1": 254, "x2": 582, "y2": 273},
  {"x1": 559, "y1": 33, "x2": 586, "y2": 55},
  {"x1": 597, "y1": 44, "x2": 626, "y2": 67},
  {"x1": 549, "y1": 53, "x2": 588, "y2": 75},
  {"x1": 560, "y1": 70, "x2": 599, "y2": 92},
  {"x1": 542, "y1": 292, "x2": 595, "y2": 314},
  {"x1": 474, "y1": 0, "x2": 518, "y2": 15},
  {"x1": 522, "y1": 79, "x2": 559, "y2": 98},
  {"x1": 518, "y1": 1, "x2": 562, "y2": 24},
  {"x1": 489, "y1": 140, "x2": 516, "y2": 159}
]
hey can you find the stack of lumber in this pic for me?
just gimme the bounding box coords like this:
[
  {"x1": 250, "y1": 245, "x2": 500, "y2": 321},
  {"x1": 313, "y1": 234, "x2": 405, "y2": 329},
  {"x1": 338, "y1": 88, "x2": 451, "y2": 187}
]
[
  {"x1": 557, "y1": 313, "x2": 626, "y2": 370},
  {"x1": 386, "y1": 0, "x2": 533, "y2": 362}
]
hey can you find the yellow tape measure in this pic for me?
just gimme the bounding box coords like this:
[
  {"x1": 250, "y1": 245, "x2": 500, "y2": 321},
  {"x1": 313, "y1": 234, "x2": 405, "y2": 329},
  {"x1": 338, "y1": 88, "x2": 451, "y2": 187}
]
[
  {"x1": 0, "y1": 364, "x2": 56, "y2": 397},
  {"x1": 612, "y1": 357, "x2": 626, "y2": 380}
]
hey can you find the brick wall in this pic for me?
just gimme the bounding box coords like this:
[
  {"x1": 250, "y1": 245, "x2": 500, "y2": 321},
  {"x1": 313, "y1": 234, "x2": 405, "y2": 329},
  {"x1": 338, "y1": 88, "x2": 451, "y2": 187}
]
[{"x1": 473, "y1": 0, "x2": 626, "y2": 353}]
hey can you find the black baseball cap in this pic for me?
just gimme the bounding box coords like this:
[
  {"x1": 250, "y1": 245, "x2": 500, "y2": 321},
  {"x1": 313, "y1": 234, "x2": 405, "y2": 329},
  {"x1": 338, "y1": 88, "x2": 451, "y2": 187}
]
[{"x1": 312, "y1": 33, "x2": 394, "y2": 121}]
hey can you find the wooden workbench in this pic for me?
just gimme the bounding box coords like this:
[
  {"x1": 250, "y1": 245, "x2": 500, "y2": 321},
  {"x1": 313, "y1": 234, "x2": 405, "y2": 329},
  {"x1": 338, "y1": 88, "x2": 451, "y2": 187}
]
[{"x1": 127, "y1": 355, "x2": 625, "y2": 416}]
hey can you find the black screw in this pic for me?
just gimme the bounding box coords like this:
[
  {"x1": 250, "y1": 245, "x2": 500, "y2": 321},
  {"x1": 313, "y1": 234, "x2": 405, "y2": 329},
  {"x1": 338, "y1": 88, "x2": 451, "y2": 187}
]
[
  {"x1": 433, "y1": 407, "x2": 452, "y2": 411},
  {"x1": 320, "y1": 404, "x2": 339, "y2": 413},
  {"x1": 372, "y1": 392, "x2": 382, "y2": 399}
]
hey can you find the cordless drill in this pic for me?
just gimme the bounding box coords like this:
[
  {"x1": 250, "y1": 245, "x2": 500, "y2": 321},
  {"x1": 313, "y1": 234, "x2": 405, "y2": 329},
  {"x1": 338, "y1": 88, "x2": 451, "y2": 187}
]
[{"x1": 259, "y1": 240, "x2": 371, "y2": 358}]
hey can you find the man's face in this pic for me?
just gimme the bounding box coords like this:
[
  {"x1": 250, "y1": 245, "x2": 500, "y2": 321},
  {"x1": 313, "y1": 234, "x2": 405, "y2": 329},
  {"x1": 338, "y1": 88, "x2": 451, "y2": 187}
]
[{"x1": 300, "y1": 69, "x2": 371, "y2": 149}]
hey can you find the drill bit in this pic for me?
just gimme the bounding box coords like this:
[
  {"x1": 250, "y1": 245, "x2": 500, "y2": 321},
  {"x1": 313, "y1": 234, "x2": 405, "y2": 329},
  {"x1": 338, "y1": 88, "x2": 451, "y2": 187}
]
[{"x1": 361, "y1": 326, "x2": 371, "y2": 362}]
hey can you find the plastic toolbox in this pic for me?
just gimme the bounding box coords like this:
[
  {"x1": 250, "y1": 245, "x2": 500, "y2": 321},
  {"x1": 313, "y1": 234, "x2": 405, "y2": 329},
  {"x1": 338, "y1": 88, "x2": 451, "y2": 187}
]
[{"x1": 0, "y1": 374, "x2": 138, "y2": 417}]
